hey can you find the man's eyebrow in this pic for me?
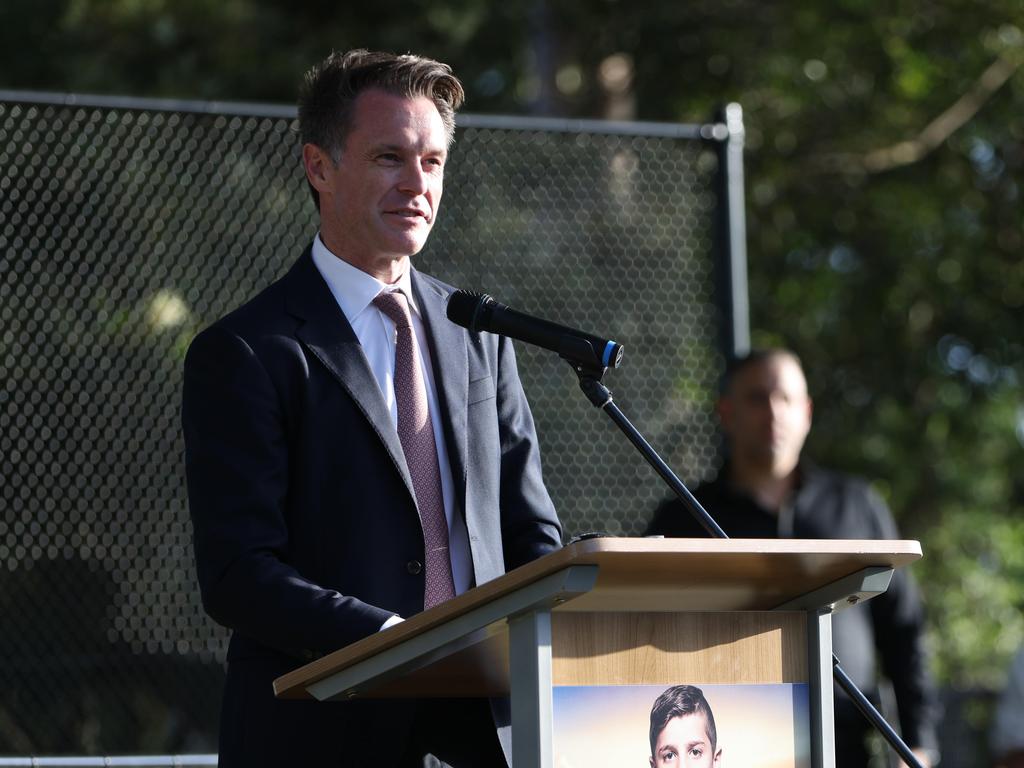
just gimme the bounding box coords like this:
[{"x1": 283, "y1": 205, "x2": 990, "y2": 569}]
[{"x1": 368, "y1": 142, "x2": 447, "y2": 156}]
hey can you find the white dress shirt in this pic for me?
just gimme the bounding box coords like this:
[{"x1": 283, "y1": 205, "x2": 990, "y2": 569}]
[{"x1": 311, "y1": 235, "x2": 473, "y2": 626}]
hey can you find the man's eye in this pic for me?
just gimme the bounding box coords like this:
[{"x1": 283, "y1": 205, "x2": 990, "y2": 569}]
[
  {"x1": 378, "y1": 153, "x2": 401, "y2": 163},
  {"x1": 689, "y1": 747, "x2": 704, "y2": 758}
]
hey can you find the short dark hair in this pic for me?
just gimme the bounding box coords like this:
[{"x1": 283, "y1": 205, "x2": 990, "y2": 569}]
[
  {"x1": 722, "y1": 347, "x2": 804, "y2": 393},
  {"x1": 649, "y1": 684, "x2": 717, "y2": 757},
  {"x1": 298, "y1": 49, "x2": 465, "y2": 208}
]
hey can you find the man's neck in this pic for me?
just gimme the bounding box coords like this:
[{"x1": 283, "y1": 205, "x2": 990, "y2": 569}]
[
  {"x1": 319, "y1": 232, "x2": 409, "y2": 284},
  {"x1": 728, "y1": 461, "x2": 800, "y2": 514}
]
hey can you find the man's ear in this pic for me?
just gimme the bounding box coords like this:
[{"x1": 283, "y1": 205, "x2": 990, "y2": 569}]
[
  {"x1": 302, "y1": 143, "x2": 335, "y2": 197},
  {"x1": 716, "y1": 395, "x2": 734, "y2": 434},
  {"x1": 713, "y1": 746, "x2": 723, "y2": 766}
]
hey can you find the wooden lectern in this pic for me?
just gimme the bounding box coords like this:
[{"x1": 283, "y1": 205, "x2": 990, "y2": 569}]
[{"x1": 274, "y1": 538, "x2": 920, "y2": 768}]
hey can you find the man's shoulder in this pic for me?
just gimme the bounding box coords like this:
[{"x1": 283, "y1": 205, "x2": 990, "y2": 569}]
[
  {"x1": 218, "y1": 275, "x2": 291, "y2": 332},
  {"x1": 645, "y1": 475, "x2": 727, "y2": 537},
  {"x1": 802, "y1": 462, "x2": 875, "y2": 497},
  {"x1": 186, "y1": 252, "x2": 311, "y2": 363},
  {"x1": 797, "y1": 462, "x2": 897, "y2": 535},
  {"x1": 652, "y1": 473, "x2": 735, "y2": 510}
]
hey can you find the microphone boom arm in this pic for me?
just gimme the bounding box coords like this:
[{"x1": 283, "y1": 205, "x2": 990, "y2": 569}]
[{"x1": 573, "y1": 367, "x2": 727, "y2": 538}]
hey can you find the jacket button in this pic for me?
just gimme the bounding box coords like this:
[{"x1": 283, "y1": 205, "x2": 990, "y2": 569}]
[{"x1": 406, "y1": 560, "x2": 423, "y2": 575}]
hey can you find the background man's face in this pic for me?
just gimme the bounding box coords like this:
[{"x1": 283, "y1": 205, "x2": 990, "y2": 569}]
[
  {"x1": 650, "y1": 713, "x2": 722, "y2": 768},
  {"x1": 718, "y1": 354, "x2": 812, "y2": 475},
  {"x1": 314, "y1": 89, "x2": 447, "y2": 275}
]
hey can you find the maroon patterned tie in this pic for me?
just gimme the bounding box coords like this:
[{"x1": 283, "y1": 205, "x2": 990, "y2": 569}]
[{"x1": 373, "y1": 289, "x2": 456, "y2": 608}]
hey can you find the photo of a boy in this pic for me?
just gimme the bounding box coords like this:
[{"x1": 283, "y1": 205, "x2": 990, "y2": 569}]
[{"x1": 649, "y1": 684, "x2": 723, "y2": 767}]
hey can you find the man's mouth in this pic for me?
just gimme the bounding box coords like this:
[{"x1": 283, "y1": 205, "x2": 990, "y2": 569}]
[{"x1": 387, "y1": 208, "x2": 429, "y2": 222}]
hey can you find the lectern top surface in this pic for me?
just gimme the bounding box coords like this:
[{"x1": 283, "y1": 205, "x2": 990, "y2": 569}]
[
  {"x1": 273, "y1": 537, "x2": 921, "y2": 699},
  {"x1": 536, "y1": 537, "x2": 920, "y2": 611}
]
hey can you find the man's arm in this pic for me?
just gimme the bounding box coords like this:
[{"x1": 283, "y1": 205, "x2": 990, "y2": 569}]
[
  {"x1": 992, "y1": 648, "x2": 1024, "y2": 767},
  {"x1": 644, "y1": 497, "x2": 710, "y2": 538},
  {"x1": 182, "y1": 325, "x2": 394, "y2": 655},
  {"x1": 493, "y1": 334, "x2": 563, "y2": 570},
  {"x1": 864, "y1": 487, "x2": 941, "y2": 763}
]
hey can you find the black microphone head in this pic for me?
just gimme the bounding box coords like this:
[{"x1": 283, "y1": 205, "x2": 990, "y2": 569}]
[{"x1": 446, "y1": 290, "x2": 492, "y2": 332}]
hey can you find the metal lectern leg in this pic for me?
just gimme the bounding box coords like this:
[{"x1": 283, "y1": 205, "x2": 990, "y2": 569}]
[
  {"x1": 509, "y1": 608, "x2": 554, "y2": 768},
  {"x1": 808, "y1": 609, "x2": 836, "y2": 768}
]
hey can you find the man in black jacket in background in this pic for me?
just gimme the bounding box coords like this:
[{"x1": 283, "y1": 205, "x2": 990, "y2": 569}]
[{"x1": 646, "y1": 349, "x2": 940, "y2": 768}]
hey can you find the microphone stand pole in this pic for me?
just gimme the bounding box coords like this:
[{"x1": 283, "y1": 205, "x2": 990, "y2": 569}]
[{"x1": 571, "y1": 365, "x2": 923, "y2": 768}]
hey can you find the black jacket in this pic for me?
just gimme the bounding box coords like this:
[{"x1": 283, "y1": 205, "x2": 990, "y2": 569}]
[
  {"x1": 645, "y1": 462, "x2": 939, "y2": 753},
  {"x1": 183, "y1": 249, "x2": 562, "y2": 766}
]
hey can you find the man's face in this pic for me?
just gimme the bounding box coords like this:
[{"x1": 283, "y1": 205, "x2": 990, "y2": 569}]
[
  {"x1": 718, "y1": 354, "x2": 812, "y2": 475},
  {"x1": 649, "y1": 714, "x2": 722, "y2": 768},
  {"x1": 306, "y1": 88, "x2": 447, "y2": 279}
]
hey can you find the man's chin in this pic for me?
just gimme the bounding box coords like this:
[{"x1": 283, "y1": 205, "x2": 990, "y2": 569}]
[
  {"x1": 768, "y1": 453, "x2": 801, "y2": 476},
  {"x1": 382, "y1": 233, "x2": 430, "y2": 258},
  {"x1": 749, "y1": 449, "x2": 798, "y2": 474}
]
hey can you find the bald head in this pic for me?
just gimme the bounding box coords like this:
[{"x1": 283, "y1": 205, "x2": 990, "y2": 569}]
[{"x1": 718, "y1": 350, "x2": 812, "y2": 478}]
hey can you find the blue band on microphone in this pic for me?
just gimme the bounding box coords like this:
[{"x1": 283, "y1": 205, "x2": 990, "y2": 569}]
[{"x1": 602, "y1": 340, "x2": 617, "y2": 367}]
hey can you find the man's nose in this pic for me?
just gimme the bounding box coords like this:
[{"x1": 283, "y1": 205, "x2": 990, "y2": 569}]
[{"x1": 397, "y1": 160, "x2": 429, "y2": 194}]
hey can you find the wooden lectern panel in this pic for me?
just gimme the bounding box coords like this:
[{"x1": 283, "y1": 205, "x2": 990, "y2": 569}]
[{"x1": 552, "y1": 612, "x2": 807, "y2": 685}]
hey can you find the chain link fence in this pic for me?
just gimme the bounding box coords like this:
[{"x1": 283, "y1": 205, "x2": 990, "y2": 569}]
[{"x1": 0, "y1": 92, "x2": 742, "y2": 753}]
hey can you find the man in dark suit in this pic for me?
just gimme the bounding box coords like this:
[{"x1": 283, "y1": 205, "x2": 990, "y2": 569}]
[{"x1": 182, "y1": 50, "x2": 562, "y2": 767}]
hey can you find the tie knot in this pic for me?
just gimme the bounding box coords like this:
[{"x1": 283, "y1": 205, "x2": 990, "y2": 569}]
[{"x1": 373, "y1": 289, "x2": 413, "y2": 329}]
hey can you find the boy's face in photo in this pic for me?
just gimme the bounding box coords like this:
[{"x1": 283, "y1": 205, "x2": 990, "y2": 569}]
[{"x1": 650, "y1": 713, "x2": 722, "y2": 768}]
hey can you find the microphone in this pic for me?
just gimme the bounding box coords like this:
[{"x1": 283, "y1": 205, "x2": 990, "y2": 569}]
[{"x1": 446, "y1": 290, "x2": 624, "y2": 370}]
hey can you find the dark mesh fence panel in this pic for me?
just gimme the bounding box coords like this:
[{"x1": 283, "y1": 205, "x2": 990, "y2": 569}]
[
  {"x1": 423, "y1": 123, "x2": 722, "y2": 533},
  {"x1": 0, "y1": 97, "x2": 726, "y2": 752}
]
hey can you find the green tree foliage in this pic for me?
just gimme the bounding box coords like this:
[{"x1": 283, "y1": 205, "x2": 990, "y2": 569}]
[{"x1": 3, "y1": 0, "x2": 1023, "y2": 690}]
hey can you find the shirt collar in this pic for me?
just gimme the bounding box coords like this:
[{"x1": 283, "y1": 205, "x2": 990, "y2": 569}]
[{"x1": 311, "y1": 233, "x2": 420, "y2": 324}]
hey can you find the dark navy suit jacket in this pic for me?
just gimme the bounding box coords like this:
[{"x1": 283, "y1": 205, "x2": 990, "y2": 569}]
[{"x1": 182, "y1": 247, "x2": 562, "y2": 765}]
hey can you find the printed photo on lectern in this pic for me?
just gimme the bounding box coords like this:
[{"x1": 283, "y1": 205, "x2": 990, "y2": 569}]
[{"x1": 552, "y1": 683, "x2": 811, "y2": 768}]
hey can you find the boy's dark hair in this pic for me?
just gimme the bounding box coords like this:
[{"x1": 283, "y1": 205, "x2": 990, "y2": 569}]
[
  {"x1": 297, "y1": 49, "x2": 465, "y2": 208},
  {"x1": 649, "y1": 684, "x2": 718, "y2": 757}
]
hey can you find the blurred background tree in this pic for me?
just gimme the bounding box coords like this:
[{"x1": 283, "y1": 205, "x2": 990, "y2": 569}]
[{"x1": 3, "y1": 0, "x2": 1022, "y2": 714}]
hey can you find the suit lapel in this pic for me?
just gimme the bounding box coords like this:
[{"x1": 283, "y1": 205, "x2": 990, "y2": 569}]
[
  {"x1": 412, "y1": 270, "x2": 469, "y2": 514},
  {"x1": 285, "y1": 249, "x2": 416, "y2": 501}
]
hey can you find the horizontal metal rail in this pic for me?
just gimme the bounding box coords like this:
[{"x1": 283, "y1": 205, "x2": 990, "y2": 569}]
[
  {"x1": 0, "y1": 757, "x2": 217, "y2": 767},
  {"x1": 0, "y1": 89, "x2": 724, "y2": 140}
]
